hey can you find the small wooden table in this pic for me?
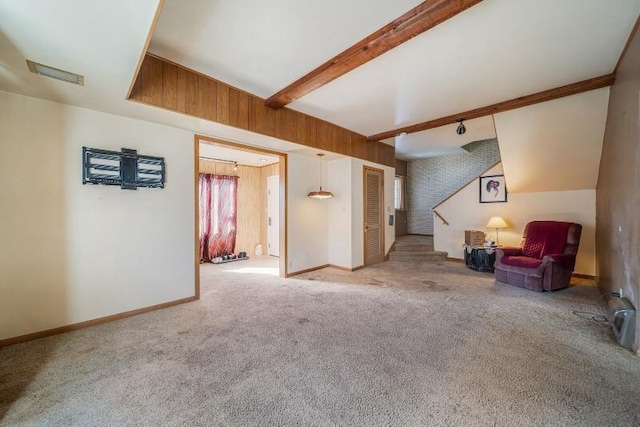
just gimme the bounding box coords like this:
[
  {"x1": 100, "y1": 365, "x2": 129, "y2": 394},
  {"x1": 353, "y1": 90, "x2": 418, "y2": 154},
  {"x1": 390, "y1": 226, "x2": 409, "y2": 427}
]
[{"x1": 464, "y1": 245, "x2": 496, "y2": 273}]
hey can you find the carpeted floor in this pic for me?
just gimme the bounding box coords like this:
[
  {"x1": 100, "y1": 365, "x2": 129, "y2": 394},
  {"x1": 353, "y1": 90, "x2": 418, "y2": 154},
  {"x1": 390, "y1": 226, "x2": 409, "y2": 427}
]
[{"x1": 1, "y1": 258, "x2": 639, "y2": 426}]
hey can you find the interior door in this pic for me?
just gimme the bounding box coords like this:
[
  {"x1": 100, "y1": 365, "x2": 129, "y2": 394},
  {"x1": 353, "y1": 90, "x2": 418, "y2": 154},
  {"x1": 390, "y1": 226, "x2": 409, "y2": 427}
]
[
  {"x1": 267, "y1": 175, "x2": 279, "y2": 257},
  {"x1": 364, "y1": 166, "x2": 384, "y2": 266}
]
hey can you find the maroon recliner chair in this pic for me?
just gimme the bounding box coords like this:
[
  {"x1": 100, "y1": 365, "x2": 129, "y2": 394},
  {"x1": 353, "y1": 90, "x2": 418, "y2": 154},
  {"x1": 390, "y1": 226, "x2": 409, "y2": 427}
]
[{"x1": 494, "y1": 221, "x2": 582, "y2": 292}]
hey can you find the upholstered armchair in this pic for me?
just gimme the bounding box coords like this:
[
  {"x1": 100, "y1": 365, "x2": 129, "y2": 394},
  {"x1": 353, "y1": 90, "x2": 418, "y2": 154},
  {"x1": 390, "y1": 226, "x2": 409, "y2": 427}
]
[{"x1": 494, "y1": 221, "x2": 582, "y2": 292}]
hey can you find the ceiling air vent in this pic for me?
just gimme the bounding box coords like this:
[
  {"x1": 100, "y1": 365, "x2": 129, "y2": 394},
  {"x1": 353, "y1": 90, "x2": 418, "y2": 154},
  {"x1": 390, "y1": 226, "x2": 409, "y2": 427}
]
[{"x1": 26, "y1": 60, "x2": 84, "y2": 86}]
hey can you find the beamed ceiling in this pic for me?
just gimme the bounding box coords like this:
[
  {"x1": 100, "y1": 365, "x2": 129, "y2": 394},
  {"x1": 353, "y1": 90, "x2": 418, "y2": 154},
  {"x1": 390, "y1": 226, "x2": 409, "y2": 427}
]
[
  {"x1": 149, "y1": 0, "x2": 640, "y2": 158},
  {"x1": 1, "y1": 1, "x2": 639, "y2": 161}
]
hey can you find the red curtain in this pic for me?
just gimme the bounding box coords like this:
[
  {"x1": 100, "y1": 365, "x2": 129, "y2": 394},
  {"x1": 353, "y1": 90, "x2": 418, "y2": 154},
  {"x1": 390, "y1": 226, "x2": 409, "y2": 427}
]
[{"x1": 199, "y1": 174, "x2": 238, "y2": 262}]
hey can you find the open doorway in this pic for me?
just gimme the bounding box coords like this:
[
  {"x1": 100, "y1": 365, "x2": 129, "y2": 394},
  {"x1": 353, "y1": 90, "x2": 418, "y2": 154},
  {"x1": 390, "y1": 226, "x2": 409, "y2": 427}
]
[{"x1": 194, "y1": 136, "x2": 287, "y2": 297}]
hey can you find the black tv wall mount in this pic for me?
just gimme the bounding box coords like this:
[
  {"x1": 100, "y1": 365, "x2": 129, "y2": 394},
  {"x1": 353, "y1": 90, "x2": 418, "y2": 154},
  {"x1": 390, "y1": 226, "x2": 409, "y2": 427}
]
[{"x1": 82, "y1": 147, "x2": 165, "y2": 190}]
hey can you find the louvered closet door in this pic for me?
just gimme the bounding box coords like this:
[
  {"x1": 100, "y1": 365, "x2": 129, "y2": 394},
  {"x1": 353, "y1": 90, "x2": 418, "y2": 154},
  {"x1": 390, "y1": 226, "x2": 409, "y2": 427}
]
[{"x1": 364, "y1": 166, "x2": 384, "y2": 266}]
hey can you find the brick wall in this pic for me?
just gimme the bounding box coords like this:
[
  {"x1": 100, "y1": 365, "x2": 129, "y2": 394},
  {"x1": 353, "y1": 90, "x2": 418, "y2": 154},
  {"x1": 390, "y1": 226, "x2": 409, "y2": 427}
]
[{"x1": 407, "y1": 139, "x2": 501, "y2": 235}]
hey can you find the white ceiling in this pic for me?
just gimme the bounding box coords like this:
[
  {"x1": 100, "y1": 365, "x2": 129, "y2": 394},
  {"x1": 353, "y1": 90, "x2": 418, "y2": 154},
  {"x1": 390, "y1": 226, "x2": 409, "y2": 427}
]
[
  {"x1": 0, "y1": 0, "x2": 342, "y2": 163},
  {"x1": 1, "y1": 0, "x2": 639, "y2": 163},
  {"x1": 393, "y1": 116, "x2": 497, "y2": 160},
  {"x1": 149, "y1": 0, "x2": 424, "y2": 98},
  {"x1": 290, "y1": 0, "x2": 638, "y2": 135},
  {"x1": 199, "y1": 143, "x2": 279, "y2": 167}
]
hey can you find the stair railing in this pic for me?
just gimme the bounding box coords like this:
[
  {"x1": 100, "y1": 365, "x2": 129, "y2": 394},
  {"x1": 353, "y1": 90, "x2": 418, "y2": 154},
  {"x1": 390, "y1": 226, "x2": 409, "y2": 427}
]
[{"x1": 433, "y1": 209, "x2": 449, "y2": 226}]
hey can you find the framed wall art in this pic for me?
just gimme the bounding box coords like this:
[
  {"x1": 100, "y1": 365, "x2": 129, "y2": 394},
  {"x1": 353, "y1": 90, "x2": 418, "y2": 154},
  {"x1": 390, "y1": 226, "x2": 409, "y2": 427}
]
[{"x1": 479, "y1": 174, "x2": 507, "y2": 203}]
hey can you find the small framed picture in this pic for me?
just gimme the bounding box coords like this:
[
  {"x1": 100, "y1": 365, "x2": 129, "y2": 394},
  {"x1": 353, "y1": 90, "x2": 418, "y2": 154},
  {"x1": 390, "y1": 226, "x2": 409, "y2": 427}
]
[{"x1": 479, "y1": 174, "x2": 507, "y2": 203}]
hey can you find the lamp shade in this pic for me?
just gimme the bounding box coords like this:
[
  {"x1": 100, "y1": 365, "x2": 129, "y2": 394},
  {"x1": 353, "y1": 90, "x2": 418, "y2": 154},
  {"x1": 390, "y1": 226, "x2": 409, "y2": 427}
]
[
  {"x1": 486, "y1": 216, "x2": 508, "y2": 228},
  {"x1": 307, "y1": 152, "x2": 333, "y2": 199},
  {"x1": 308, "y1": 188, "x2": 334, "y2": 199}
]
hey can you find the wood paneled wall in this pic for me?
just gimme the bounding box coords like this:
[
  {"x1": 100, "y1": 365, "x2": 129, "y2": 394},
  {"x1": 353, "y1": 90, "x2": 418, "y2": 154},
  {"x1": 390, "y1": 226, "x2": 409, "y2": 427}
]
[
  {"x1": 260, "y1": 163, "x2": 280, "y2": 252},
  {"x1": 130, "y1": 54, "x2": 395, "y2": 168},
  {"x1": 199, "y1": 160, "x2": 262, "y2": 255}
]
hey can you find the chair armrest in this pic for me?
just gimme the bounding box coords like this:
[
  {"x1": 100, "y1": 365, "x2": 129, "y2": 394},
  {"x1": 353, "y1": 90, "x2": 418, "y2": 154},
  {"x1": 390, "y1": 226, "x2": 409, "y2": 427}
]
[
  {"x1": 542, "y1": 253, "x2": 576, "y2": 270},
  {"x1": 495, "y1": 247, "x2": 522, "y2": 263}
]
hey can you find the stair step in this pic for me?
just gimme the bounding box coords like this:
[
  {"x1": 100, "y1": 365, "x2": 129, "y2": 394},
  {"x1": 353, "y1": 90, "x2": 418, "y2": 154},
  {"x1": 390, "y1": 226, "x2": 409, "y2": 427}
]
[
  {"x1": 389, "y1": 251, "x2": 448, "y2": 262},
  {"x1": 394, "y1": 245, "x2": 434, "y2": 252}
]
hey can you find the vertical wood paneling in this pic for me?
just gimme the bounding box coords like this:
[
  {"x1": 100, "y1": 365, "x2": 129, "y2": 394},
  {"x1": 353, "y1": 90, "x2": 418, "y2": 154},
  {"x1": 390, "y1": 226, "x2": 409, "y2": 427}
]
[
  {"x1": 316, "y1": 120, "x2": 336, "y2": 152},
  {"x1": 161, "y1": 61, "x2": 177, "y2": 110},
  {"x1": 249, "y1": 97, "x2": 276, "y2": 137},
  {"x1": 198, "y1": 76, "x2": 216, "y2": 121},
  {"x1": 176, "y1": 67, "x2": 187, "y2": 113},
  {"x1": 237, "y1": 91, "x2": 249, "y2": 129},
  {"x1": 334, "y1": 127, "x2": 352, "y2": 156},
  {"x1": 299, "y1": 114, "x2": 318, "y2": 149},
  {"x1": 198, "y1": 160, "x2": 262, "y2": 255},
  {"x1": 150, "y1": 58, "x2": 164, "y2": 105},
  {"x1": 228, "y1": 89, "x2": 240, "y2": 128},
  {"x1": 130, "y1": 54, "x2": 394, "y2": 167},
  {"x1": 236, "y1": 164, "x2": 261, "y2": 255},
  {"x1": 216, "y1": 84, "x2": 230, "y2": 125},
  {"x1": 351, "y1": 133, "x2": 366, "y2": 160},
  {"x1": 185, "y1": 71, "x2": 199, "y2": 116}
]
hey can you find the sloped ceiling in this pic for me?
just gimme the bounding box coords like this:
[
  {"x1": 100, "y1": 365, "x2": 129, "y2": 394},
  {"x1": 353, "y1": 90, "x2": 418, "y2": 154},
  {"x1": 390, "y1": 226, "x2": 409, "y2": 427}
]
[{"x1": 494, "y1": 88, "x2": 610, "y2": 193}]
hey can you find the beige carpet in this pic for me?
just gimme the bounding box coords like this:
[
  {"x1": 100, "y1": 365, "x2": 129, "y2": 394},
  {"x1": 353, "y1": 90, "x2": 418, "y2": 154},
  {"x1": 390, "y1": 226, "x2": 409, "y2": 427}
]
[{"x1": 1, "y1": 258, "x2": 639, "y2": 426}]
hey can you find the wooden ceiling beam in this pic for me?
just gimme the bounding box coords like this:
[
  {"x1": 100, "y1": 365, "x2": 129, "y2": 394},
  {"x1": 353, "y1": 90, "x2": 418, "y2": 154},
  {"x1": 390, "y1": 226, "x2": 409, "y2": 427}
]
[
  {"x1": 264, "y1": 0, "x2": 483, "y2": 109},
  {"x1": 367, "y1": 73, "x2": 616, "y2": 141}
]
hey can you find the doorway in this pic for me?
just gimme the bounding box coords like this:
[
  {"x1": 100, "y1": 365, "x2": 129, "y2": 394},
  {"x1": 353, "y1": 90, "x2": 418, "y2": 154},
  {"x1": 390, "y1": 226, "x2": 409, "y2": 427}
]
[
  {"x1": 363, "y1": 166, "x2": 385, "y2": 266},
  {"x1": 194, "y1": 136, "x2": 288, "y2": 298}
]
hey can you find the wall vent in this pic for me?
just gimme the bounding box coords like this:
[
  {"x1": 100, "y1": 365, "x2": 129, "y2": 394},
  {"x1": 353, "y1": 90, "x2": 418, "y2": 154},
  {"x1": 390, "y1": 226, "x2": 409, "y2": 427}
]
[{"x1": 26, "y1": 60, "x2": 84, "y2": 86}]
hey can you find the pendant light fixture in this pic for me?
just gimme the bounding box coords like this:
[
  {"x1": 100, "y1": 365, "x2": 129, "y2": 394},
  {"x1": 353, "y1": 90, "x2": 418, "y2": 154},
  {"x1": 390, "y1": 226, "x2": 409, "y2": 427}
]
[
  {"x1": 308, "y1": 153, "x2": 334, "y2": 199},
  {"x1": 456, "y1": 119, "x2": 466, "y2": 135}
]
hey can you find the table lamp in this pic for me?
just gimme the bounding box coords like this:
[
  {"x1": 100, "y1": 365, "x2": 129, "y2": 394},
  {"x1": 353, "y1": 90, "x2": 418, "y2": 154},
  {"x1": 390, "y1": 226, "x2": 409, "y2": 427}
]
[{"x1": 486, "y1": 216, "x2": 508, "y2": 246}]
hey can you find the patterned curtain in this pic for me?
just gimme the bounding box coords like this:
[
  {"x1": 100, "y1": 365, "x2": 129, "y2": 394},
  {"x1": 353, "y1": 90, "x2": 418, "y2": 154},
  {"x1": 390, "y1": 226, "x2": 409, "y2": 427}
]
[{"x1": 199, "y1": 174, "x2": 238, "y2": 262}]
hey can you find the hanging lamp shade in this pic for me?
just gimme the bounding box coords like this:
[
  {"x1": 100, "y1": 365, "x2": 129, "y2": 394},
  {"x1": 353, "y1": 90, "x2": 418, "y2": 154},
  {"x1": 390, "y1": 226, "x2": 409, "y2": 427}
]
[
  {"x1": 308, "y1": 153, "x2": 334, "y2": 199},
  {"x1": 308, "y1": 187, "x2": 334, "y2": 199}
]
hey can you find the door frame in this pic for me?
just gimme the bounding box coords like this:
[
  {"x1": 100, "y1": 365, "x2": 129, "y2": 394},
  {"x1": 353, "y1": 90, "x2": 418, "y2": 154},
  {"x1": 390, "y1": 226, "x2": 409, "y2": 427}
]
[
  {"x1": 363, "y1": 165, "x2": 385, "y2": 266},
  {"x1": 194, "y1": 135, "x2": 288, "y2": 299}
]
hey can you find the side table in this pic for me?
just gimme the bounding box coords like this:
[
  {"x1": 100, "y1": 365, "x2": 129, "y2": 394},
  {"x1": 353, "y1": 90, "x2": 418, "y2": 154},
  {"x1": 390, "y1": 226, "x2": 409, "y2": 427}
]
[{"x1": 464, "y1": 245, "x2": 497, "y2": 273}]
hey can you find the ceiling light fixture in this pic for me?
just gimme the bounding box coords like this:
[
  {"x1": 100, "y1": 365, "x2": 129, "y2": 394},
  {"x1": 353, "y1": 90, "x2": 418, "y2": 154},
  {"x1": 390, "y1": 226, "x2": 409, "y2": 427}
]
[
  {"x1": 456, "y1": 119, "x2": 466, "y2": 135},
  {"x1": 308, "y1": 153, "x2": 334, "y2": 199},
  {"x1": 26, "y1": 60, "x2": 84, "y2": 86},
  {"x1": 199, "y1": 155, "x2": 241, "y2": 170}
]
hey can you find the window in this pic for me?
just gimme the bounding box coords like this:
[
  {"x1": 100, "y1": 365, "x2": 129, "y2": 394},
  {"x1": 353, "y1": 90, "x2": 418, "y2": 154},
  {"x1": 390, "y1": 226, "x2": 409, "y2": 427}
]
[{"x1": 394, "y1": 175, "x2": 406, "y2": 211}]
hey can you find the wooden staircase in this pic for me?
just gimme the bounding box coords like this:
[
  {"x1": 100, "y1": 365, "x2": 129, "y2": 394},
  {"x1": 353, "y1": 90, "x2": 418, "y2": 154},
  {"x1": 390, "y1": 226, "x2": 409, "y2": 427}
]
[{"x1": 388, "y1": 235, "x2": 448, "y2": 262}]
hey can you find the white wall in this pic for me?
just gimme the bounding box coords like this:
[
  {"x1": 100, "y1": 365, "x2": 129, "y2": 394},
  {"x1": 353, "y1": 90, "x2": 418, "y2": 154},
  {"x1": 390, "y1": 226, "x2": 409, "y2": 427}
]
[
  {"x1": 328, "y1": 158, "x2": 353, "y2": 268},
  {"x1": 287, "y1": 153, "x2": 329, "y2": 273},
  {"x1": 0, "y1": 91, "x2": 195, "y2": 340},
  {"x1": 434, "y1": 164, "x2": 596, "y2": 276},
  {"x1": 288, "y1": 156, "x2": 394, "y2": 273}
]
